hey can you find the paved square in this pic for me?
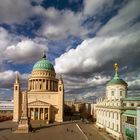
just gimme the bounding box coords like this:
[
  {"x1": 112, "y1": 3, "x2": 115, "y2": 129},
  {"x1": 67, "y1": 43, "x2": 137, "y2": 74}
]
[{"x1": 0, "y1": 121, "x2": 109, "y2": 140}]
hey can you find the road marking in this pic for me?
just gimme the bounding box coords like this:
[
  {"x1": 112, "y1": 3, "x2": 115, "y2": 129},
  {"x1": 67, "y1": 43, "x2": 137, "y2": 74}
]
[{"x1": 75, "y1": 123, "x2": 88, "y2": 140}]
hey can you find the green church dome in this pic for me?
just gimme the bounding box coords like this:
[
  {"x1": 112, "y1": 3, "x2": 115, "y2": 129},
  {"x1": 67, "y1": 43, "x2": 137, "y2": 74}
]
[
  {"x1": 107, "y1": 63, "x2": 127, "y2": 86},
  {"x1": 33, "y1": 54, "x2": 55, "y2": 71}
]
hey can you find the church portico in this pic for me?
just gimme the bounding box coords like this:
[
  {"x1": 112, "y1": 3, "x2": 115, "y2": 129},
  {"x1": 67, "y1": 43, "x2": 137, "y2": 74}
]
[
  {"x1": 28, "y1": 100, "x2": 51, "y2": 121},
  {"x1": 28, "y1": 107, "x2": 50, "y2": 121}
]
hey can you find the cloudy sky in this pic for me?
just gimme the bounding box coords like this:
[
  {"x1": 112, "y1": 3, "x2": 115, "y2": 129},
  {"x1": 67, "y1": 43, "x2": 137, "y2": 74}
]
[{"x1": 0, "y1": 0, "x2": 140, "y2": 101}]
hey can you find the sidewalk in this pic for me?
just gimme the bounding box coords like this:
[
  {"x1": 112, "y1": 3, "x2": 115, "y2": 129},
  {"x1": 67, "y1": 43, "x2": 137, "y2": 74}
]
[{"x1": 90, "y1": 124, "x2": 115, "y2": 140}]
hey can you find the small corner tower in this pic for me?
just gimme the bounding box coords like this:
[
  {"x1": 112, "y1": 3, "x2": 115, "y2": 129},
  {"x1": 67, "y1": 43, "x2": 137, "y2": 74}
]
[
  {"x1": 106, "y1": 63, "x2": 127, "y2": 100},
  {"x1": 13, "y1": 73, "x2": 21, "y2": 122},
  {"x1": 58, "y1": 74, "x2": 64, "y2": 122}
]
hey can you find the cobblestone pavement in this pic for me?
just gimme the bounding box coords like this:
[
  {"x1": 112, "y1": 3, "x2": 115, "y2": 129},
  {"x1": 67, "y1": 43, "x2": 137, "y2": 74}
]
[{"x1": 0, "y1": 121, "x2": 112, "y2": 140}]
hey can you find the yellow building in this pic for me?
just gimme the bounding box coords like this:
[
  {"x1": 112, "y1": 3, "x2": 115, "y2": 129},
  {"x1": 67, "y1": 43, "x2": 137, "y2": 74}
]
[{"x1": 13, "y1": 54, "x2": 64, "y2": 123}]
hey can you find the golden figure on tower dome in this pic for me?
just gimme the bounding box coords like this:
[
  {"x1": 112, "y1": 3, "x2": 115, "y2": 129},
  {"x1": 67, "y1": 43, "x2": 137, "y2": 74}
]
[{"x1": 114, "y1": 63, "x2": 119, "y2": 72}]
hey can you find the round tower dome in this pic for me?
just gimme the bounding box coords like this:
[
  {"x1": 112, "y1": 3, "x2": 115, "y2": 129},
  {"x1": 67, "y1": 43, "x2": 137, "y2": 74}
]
[
  {"x1": 107, "y1": 63, "x2": 127, "y2": 86},
  {"x1": 106, "y1": 63, "x2": 127, "y2": 100},
  {"x1": 33, "y1": 54, "x2": 55, "y2": 71}
]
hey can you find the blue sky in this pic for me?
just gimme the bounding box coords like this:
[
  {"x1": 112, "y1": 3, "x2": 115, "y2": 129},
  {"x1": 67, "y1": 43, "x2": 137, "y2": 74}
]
[{"x1": 0, "y1": 0, "x2": 140, "y2": 101}]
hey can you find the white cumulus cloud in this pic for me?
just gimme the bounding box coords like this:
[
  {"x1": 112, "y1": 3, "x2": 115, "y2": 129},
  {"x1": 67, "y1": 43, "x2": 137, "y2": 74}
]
[{"x1": 5, "y1": 39, "x2": 47, "y2": 64}]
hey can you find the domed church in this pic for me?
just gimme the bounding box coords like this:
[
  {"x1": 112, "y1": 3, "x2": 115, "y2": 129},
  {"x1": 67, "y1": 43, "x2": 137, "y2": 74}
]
[{"x1": 13, "y1": 54, "x2": 64, "y2": 123}]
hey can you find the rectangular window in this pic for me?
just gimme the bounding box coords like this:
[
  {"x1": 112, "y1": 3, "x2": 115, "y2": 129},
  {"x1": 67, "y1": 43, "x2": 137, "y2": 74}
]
[
  {"x1": 111, "y1": 91, "x2": 114, "y2": 96},
  {"x1": 120, "y1": 91, "x2": 122, "y2": 96},
  {"x1": 123, "y1": 103, "x2": 126, "y2": 106},
  {"x1": 15, "y1": 86, "x2": 17, "y2": 90},
  {"x1": 112, "y1": 123, "x2": 114, "y2": 129},
  {"x1": 116, "y1": 124, "x2": 118, "y2": 132},
  {"x1": 116, "y1": 113, "x2": 118, "y2": 120},
  {"x1": 126, "y1": 116, "x2": 135, "y2": 125}
]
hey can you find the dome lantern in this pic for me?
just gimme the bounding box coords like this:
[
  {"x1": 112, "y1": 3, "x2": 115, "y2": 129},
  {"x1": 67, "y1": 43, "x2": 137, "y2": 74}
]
[{"x1": 107, "y1": 63, "x2": 127, "y2": 86}]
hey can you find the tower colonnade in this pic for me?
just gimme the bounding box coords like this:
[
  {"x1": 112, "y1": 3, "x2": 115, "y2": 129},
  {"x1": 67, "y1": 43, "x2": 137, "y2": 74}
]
[{"x1": 28, "y1": 78, "x2": 58, "y2": 91}]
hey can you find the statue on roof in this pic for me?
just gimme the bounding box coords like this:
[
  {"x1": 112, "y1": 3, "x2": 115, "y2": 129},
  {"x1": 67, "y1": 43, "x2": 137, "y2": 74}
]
[{"x1": 114, "y1": 63, "x2": 119, "y2": 73}]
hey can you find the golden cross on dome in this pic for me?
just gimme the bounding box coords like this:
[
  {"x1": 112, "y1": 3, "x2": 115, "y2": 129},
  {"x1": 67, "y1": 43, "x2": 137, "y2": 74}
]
[{"x1": 114, "y1": 63, "x2": 119, "y2": 72}]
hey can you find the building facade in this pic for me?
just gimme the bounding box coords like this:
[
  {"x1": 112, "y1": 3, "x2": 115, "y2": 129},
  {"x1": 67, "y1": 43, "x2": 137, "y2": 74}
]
[
  {"x1": 95, "y1": 63, "x2": 140, "y2": 140},
  {"x1": 0, "y1": 100, "x2": 13, "y2": 112},
  {"x1": 122, "y1": 110, "x2": 137, "y2": 140},
  {"x1": 13, "y1": 54, "x2": 64, "y2": 123}
]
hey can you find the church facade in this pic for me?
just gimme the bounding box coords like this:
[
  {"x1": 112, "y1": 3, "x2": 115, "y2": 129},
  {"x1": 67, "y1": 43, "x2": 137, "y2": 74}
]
[{"x1": 13, "y1": 54, "x2": 64, "y2": 123}]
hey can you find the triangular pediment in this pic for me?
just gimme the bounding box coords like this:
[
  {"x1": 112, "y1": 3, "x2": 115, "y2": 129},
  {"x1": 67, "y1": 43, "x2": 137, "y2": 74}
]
[{"x1": 28, "y1": 100, "x2": 50, "y2": 106}]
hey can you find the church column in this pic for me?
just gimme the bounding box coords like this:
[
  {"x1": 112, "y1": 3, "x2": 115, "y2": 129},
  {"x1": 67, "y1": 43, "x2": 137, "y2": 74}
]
[
  {"x1": 48, "y1": 80, "x2": 50, "y2": 90},
  {"x1": 41, "y1": 79, "x2": 43, "y2": 90},
  {"x1": 32, "y1": 80, "x2": 34, "y2": 90},
  {"x1": 37, "y1": 79, "x2": 39, "y2": 90},
  {"x1": 38, "y1": 108, "x2": 40, "y2": 120},
  {"x1": 44, "y1": 79, "x2": 46, "y2": 90},
  {"x1": 48, "y1": 107, "x2": 50, "y2": 122},
  {"x1": 52, "y1": 81, "x2": 54, "y2": 91},
  {"x1": 28, "y1": 108, "x2": 30, "y2": 118},
  {"x1": 33, "y1": 108, "x2": 35, "y2": 120},
  {"x1": 43, "y1": 108, "x2": 45, "y2": 120},
  {"x1": 30, "y1": 80, "x2": 33, "y2": 90},
  {"x1": 54, "y1": 82, "x2": 55, "y2": 91},
  {"x1": 34, "y1": 80, "x2": 36, "y2": 90},
  {"x1": 46, "y1": 80, "x2": 47, "y2": 90},
  {"x1": 35, "y1": 80, "x2": 36, "y2": 90},
  {"x1": 51, "y1": 80, "x2": 52, "y2": 90}
]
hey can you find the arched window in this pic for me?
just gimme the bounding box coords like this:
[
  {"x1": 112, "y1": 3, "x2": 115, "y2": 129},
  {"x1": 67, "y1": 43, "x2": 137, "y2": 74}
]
[{"x1": 59, "y1": 87, "x2": 61, "y2": 91}]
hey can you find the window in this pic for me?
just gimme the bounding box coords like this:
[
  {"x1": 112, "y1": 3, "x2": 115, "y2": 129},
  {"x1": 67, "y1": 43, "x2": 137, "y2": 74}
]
[
  {"x1": 116, "y1": 124, "x2": 118, "y2": 132},
  {"x1": 120, "y1": 91, "x2": 122, "y2": 96},
  {"x1": 116, "y1": 113, "x2": 118, "y2": 120},
  {"x1": 59, "y1": 87, "x2": 61, "y2": 91},
  {"x1": 131, "y1": 103, "x2": 134, "y2": 106},
  {"x1": 112, "y1": 112, "x2": 114, "y2": 118},
  {"x1": 15, "y1": 86, "x2": 17, "y2": 90},
  {"x1": 123, "y1": 103, "x2": 126, "y2": 106},
  {"x1": 126, "y1": 116, "x2": 134, "y2": 125},
  {"x1": 112, "y1": 123, "x2": 114, "y2": 129},
  {"x1": 111, "y1": 91, "x2": 114, "y2": 96}
]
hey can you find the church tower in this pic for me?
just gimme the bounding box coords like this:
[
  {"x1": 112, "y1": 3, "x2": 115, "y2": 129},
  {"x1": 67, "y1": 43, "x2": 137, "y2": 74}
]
[
  {"x1": 106, "y1": 63, "x2": 128, "y2": 101},
  {"x1": 57, "y1": 75, "x2": 64, "y2": 122},
  {"x1": 13, "y1": 73, "x2": 21, "y2": 122}
]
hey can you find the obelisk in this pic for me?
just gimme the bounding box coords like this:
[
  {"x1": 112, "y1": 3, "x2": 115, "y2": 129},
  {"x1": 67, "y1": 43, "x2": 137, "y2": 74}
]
[{"x1": 14, "y1": 91, "x2": 29, "y2": 133}]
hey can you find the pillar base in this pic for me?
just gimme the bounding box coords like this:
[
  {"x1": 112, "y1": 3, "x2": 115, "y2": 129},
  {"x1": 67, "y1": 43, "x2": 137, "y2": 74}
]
[{"x1": 14, "y1": 117, "x2": 29, "y2": 133}]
